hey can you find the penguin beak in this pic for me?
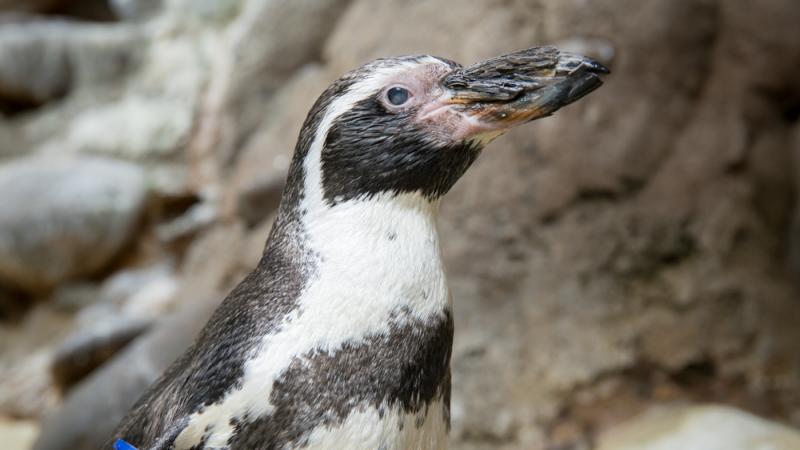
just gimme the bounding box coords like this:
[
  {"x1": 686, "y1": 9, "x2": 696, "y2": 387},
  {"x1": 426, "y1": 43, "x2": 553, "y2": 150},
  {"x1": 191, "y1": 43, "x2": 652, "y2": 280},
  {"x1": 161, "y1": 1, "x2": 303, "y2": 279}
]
[{"x1": 433, "y1": 46, "x2": 609, "y2": 140}]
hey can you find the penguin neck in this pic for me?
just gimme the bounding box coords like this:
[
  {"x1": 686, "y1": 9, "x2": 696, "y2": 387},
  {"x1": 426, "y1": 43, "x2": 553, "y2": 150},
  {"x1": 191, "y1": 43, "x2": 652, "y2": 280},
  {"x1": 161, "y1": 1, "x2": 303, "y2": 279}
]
[
  {"x1": 301, "y1": 191, "x2": 449, "y2": 316},
  {"x1": 262, "y1": 118, "x2": 452, "y2": 321},
  {"x1": 303, "y1": 192, "x2": 439, "y2": 262}
]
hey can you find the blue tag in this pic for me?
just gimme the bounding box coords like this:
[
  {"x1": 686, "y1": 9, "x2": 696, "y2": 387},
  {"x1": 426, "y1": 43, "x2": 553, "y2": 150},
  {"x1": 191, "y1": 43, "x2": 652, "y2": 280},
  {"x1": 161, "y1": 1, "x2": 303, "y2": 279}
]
[{"x1": 114, "y1": 439, "x2": 138, "y2": 450}]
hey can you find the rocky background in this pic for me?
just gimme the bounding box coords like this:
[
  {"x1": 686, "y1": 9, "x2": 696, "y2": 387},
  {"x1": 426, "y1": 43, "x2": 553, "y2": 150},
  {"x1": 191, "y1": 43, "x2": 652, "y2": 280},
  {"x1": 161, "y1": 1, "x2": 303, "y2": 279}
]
[{"x1": 1, "y1": 0, "x2": 800, "y2": 449}]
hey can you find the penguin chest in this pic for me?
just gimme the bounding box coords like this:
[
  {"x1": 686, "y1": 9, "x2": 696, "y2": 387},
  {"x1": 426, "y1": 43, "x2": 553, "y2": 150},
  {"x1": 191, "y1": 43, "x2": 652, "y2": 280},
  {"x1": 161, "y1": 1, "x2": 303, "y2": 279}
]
[
  {"x1": 220, "y1": 311, "x2": 455, "y2": 449},
  {"x1": 300, "y1": 398, "x2": 450, "y2": 450},
  {"x1": 174, "y1": 194, "x2": 454, "y2": 449},
  {"x1": 175, "y1": 300, "x2": 454, "y2": 450}
]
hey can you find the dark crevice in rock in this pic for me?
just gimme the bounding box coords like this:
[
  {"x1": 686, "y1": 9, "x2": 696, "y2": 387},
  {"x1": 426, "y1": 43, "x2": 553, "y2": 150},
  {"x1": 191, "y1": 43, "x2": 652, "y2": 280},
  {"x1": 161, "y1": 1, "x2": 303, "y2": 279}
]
[
  {"x1": 783, "y1": 102, "x2": 800, "y2": 123},
  {"x1": 16, "y1": 0, "x2": 118, "y2": 22},
  {"x1": 754, "y1": 87, "x2": 800, "y2": 125},
  {"x1": 0, "y1": 282, "x2": 33, "y2": 321},
  {"x1": 51, "y1": 319, "x2": 152, "y2": 393},
  {"x1": 0, "y1": 96, "x2": 49, "y2": 117}
]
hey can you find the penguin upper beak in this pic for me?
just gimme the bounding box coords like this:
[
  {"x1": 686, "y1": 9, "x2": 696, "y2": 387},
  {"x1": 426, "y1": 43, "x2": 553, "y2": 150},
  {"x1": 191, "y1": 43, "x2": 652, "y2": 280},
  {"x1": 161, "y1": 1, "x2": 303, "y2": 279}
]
[{"x1": 431, "y1": 46, "x2": 609, "y2": 139}]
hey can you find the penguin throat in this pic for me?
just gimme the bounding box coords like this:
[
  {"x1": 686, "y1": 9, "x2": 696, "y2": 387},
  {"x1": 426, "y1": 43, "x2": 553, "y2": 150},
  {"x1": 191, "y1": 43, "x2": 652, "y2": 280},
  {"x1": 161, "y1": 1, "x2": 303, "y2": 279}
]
[
  {"x1": 304, "y1": 191, "x2": 440, "y2": 252},
  {"x1": 299, "y1": 191, "x2": 449, "y2": 318}
]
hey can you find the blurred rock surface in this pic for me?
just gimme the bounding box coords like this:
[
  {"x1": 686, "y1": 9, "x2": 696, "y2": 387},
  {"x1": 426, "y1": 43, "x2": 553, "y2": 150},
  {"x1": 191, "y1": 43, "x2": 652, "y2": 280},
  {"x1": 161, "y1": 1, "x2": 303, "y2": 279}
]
[
  {"x1": 0, "y1": 157, "x2": 146, "y2": 293},
  {"x1": 0, "y1": 305, "x2": 73, "y2": 419},
  {"x1": 598, "y1": 405, "x2": 800, "y2": 450},
  {"x1": 0, "y1": 20, "x2": 140, "y2": 110},
  {"x1": 34, "y1": 293, "x2": 221, "y2": 450},
  {"x1": 51, "y1": 317, "x2": 151, "y2": 392},
  {"x1": 0, "y1": 417, "x2": 39, "y2": 450},
  {"x1": 0, "y1": 0, "x2": 797, "y2": 448}
]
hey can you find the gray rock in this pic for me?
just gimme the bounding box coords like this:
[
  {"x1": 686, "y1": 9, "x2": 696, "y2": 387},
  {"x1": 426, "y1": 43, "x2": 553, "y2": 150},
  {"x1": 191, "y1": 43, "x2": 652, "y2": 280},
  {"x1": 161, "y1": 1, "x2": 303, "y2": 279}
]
[
  {"x1": 0, "y1": 21, "x2": 70, "y2": 105},
  {"x1": 51, "y1": 318, "x2": 151, "y2": 392},
  {"x1": 0, "y1": 304, "x2": 75, "y2": 419},
  {"x1": 34, "y1": 224, "x2": 247, "y2": 450},
  {"x1": 72, "y1": 263, "x2": 180, "y2": 328},
  {"x1": 48, "y1": 264, "x2": 181, "y2": 391},
  {"x1": 597, "y1": 405, "x2": 800, "y2": 450},
  {"x1": 0, "y1": 20, "x2": 141, "y2": 106},
  {"x1": 77, "y1": 264, "x2": 175, "y2": 316},
  {"x1": 33, "y1": 294, "x2": 221, "y2": 450},
  {"x1": 190, "y1": 0, "x2": 352, "y2": 173},
  {"x1": 109, "y1": 0, "x2": 163, "y2": 21},
  {"x1": 37, "y1": 96, "x2": 193, "y2": 161},
  {"x1": 49, "y1": 283, "x2": 102, "y2": 313},
  {"x1": 0, "y1": 157, "x2": 147, "y2": 293},
  {"x1": 155, "y1": 200, "x2": 218, "y2": 242}
]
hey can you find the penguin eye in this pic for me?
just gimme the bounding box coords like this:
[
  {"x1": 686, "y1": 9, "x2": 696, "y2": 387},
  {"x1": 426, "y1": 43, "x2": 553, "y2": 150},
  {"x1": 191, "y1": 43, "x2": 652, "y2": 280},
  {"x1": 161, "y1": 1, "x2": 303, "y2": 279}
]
[{"x1": 386, "y1": 86, "x2": 411, "y2": 106}]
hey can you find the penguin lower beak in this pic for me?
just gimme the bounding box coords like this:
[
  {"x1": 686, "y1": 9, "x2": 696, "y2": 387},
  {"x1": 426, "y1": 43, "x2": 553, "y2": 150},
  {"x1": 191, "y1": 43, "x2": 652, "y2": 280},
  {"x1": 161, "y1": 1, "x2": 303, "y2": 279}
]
[{"x1": 435, "y1": 46, "x2": 609, "y2": 139}]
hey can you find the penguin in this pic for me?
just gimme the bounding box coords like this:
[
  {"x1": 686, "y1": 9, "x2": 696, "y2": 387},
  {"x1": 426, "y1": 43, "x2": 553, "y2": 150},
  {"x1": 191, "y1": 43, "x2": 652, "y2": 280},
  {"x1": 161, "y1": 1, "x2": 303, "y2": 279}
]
[{"x1": 110, "y1": 46, "x2": 608, "y2": 450}]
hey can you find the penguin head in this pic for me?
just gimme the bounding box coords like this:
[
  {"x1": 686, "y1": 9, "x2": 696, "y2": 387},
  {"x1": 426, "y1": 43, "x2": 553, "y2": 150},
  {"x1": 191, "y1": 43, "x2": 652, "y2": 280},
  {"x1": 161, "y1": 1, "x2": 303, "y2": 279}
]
[{"x1": 295, "y1": 47, "x2": 609, "y2": 206}]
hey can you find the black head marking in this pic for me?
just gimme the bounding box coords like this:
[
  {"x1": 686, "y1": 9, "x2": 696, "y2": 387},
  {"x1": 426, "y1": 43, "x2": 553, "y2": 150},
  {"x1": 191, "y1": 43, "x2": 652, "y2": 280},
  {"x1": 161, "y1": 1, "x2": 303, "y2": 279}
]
[
  {"x1": 322, "y1": 95, "x2": 482, "y2": 204},
  {"x1": 318, "y1": 55, "x2": 484, "y2": 204}
]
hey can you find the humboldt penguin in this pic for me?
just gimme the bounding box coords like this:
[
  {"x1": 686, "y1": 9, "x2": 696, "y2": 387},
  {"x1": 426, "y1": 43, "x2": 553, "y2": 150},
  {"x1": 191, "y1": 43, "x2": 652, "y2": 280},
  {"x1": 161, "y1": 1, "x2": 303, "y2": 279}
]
[{"x1": 110, "y1": 46, "x2": 608, "y2": 450}]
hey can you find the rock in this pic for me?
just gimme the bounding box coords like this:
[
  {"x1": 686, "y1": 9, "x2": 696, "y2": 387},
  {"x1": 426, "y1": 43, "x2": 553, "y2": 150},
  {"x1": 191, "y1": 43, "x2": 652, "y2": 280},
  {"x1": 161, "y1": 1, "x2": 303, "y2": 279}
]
[
  {"x1": 189, "y1": 0, "x2": 351, "y2": 182},
  {"x1": 48, "y1": 264, "x2": 180, "y2": 391},
  {"x1": 0, "y1": 283, "x2": 30, "y2": 320},
  {"x1": 37, "y1": 96, "x2": 192, "y2": 161},
  {"x1": 93, "y1": 265, "x2": 174, "y2": 311},
  {"x1": 155, "y1": 199, "x2": 218, "y2": 243},
  {"x1": 109, "y1": 0, "x2": 163, "y2": 21},
  {"x1": 0, "y1": 20, "x2": 141, "y2": 107},
  {"x1": 597, "y1": 405, "x2": 800, "y2": 450},
  {"x1": 0, "y1": 157, "x2": 147, "y2": 293},
  {"x1": 224, "y1": 64, "x2": 332, "y2": 225},
  {"x1": 0, "y1": 121, "x2": 25, "y2": 159},
  {"x1": 233, "y1": 174, "x2": 283, "y2": 227},
  {"x1": 0, "y1": 304, "x2": 74, "y2": 419},
  {"x1": 0, "y1": 0, "x2": 63, "y2": 14},
  {"x1": 34, "y1": 222, "x2": 250, "y2": 450},
  {"x1": 0, "y1": 20, "x2": 70, "y2": 106},
  {"x1": 0, "y1": 417, "x2": 39, "y2": 450},
  {"x1": 74, "y1": 264, "x2": 180, "y2": 326},
  {"x1": 119, "y1": 269, "x2": 180, "y2": 318},
  {"x1": 51, "y1": 318, "x2": 151, "y2": 392},
  {"x1": 49, "y1": 283, "x2": 102, "y2": 313},
  {"x1": 324, "y1": 0, "x2": 539, "y2": 74},
  {"x1": 33, "y1": 293, "x2": 222, "y2": 450}
]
